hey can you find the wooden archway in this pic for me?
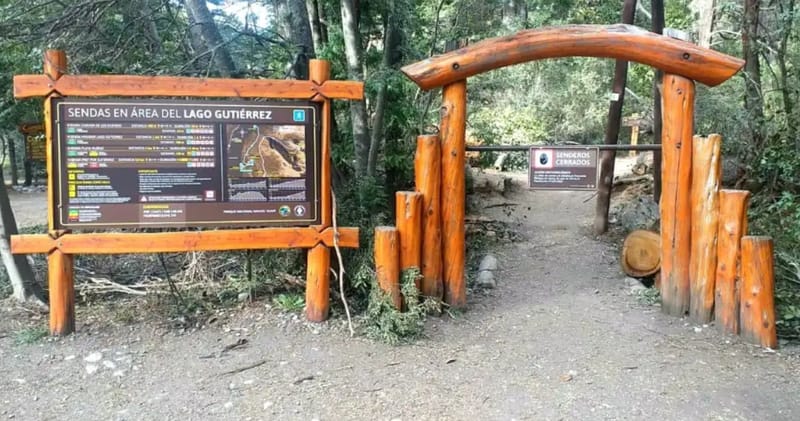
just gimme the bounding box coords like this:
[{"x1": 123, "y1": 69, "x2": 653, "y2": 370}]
[{"x1": 401, "y1": 24, "x2": 745, "y2": 316}]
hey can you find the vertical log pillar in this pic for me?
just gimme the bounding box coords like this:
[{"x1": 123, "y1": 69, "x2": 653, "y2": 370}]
[
  {"x1": 43, "y1": 50, "x2": 75, "y2": 335},
  {"x1": 306, "y1": 59, "x2": 332, "y2": 322},
  {"x1": 395, "y1": 191, "x2": 423, "y2": 271},
  {"x1": 740, "y1": 236, "x2": 778, "y2": 348},
  {"x1": 689, "y1": 134, "x2": 721, "y2": 323},
  {"x1": 715, "y1": 189, "x2": 750, "y2": 334},
  {"x1": 375, "y1": 226, "x2": 401, "y2": 309},
  {"x1": 660, "y1": 73, "x2": 695, "y2": 317},
  {"x1": 415, "y1": 135, "x2": 443, "y2": 299},
  {"x1": 440, "y1": 80, "x2": 467, "y2": 308}
]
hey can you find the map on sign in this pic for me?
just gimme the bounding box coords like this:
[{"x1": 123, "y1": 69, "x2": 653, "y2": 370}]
[{"x1": 51, "y1": 99, "x2": 320, "y2": 229}]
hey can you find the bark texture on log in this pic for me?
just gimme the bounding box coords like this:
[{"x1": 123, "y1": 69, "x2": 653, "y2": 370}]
[
  {"x1": 659, "y1": 74, "x2": 694, "y2": 317},
  {"x1": 395, "y1": 191, "x2": 423, "y2": 271},
  {"x1": 415, "y1": 135, "x2": 443, "y2": 299},
  {"x1": 375, "y1": 226, "x2": 402, "y2": 309},
  {"x1": 689, "y1": 134, "x2": 721, "y2": 324},
  {"x1": 740, "y1": 236, "x2": 777, "y2": 348},
  {"x1": 714, "y1": 189, "x2": 750, "y2": 334},
  {"x1": 305, "y1": 244, "x2": 331, "y2": 322},
  {"x1": 440, "y1": 81, "x2": 467, "y2": 308}
]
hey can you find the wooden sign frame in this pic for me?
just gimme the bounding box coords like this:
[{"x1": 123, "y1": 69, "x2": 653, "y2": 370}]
[{"x1": 12, "y1": 50, "x2": 363, "y2": 335}]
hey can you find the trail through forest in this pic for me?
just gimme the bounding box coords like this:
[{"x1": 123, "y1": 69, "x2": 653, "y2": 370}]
[{"x1": 2, "y1": 167, "x2": 800, "y2": 420}]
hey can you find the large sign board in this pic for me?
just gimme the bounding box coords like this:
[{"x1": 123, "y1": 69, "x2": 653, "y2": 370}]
[
  {"x1": 19, "y1": 123, "x2": 46, "y2": 162},
  {"x1": 529, "y1": 146, "x2": 599, "y2": 191},
  {"x1": 52, "y1": 99, "x2": 320, "y2": 229}
]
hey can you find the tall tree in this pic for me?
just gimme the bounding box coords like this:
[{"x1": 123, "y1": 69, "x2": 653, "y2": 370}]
[
  {"x1": 305, "y1": 0, "x2": 328, "y2": 53},
  {"x1": 341, "y1": 0, "x2": 370, "y2": 177},
  {"x1": 743, "y1": 0, "x2": 764, "y2": 149},
  {"x1": 690, "y1": 0, "x2": 716, "y2": 47},
  {"x1": 184, "y1": 0, "x2": 237, "y2": 76},
  {"x1": 273, "y1": 0, "x2": 315, "y2": 79},
  {"x1": 367, "y1": 2, "x2": 403, "y2": 177}
]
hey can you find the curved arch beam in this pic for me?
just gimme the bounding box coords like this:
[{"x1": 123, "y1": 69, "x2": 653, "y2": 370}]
[{"x1": 401, "y1": 24, "x2": 744, "y2": 90}]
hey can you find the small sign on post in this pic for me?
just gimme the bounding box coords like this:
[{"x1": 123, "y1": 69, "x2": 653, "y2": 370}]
[{"x1": 529, "y1": 146, "x2": 599, "y2": 190}]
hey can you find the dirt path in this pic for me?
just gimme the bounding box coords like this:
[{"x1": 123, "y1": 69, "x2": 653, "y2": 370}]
[{"x1": 2, "y1": 171, "x2": 800, "y2": 420}]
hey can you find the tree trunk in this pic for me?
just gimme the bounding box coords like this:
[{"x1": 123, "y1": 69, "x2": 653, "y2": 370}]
[
  {"x1": 0, "y1": 171, "x2": 46, "y2": 306},
  {"x1": 306, "y1": 0, "x2": 325, "y2": 53},
  {"x1": 777, "y1": 0, "x2": 796, "y2": 142},
  {"x1": 275, "y1": 0, "x2": 315, "y2": 79},
  {"x1": 367, "y1": 3, "x2": 401, "y2": 177},
  {"x1": 652, "y1": 0, "x2": 664, "y2": 202},
  {"x1": 6, "y1": 135, "x2": 18, "y2": 186},
  {"x1": 184, "y1": 0, "x2": 237, "y2": 77},
  {"x1": 690, "y1": 0, "x2": 716, "y2": 48},
  {"x1": 593, "y1": 0, "x2": 637, "y2": 235},
  {"x1": 340, "y1": 0, "x2": 369, "y2": 177},
  {"x1": 743, "y1": 0, "x2": 764, "y2": 149}
]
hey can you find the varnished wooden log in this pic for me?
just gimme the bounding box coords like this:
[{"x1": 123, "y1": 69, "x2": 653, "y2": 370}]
[
  {"x1": 306, "y1": 60, "x2": 332, "y2": 322},
  {"x1": 689, "y1": 134, "x2": 721, "y2": 324},
  {"x1": 714, "y1": 189, "x2": 750, "y2": 334},
  {"x1": 310, "y1": 60, "x2": 333, "y2": 228},
  {"x1": 13, "y1": 74, "x2": 364, "y2": 100},
  {"x1": 11, "y1": 227, "x2": 360, "y2": 254},
  {"x1": 395, "y1": 191, "x2": 423, "y2": 271},
  {"x1": 43, "y1": 50, "x2": 75, "y2": 335},
  {"x1": 659, "y1": 73, "x2": 694, "y2": 317},
  {"x1": 375, "y1": 226, "x2": 402, "y2": 309},
  {"x1": 415, "y1": 135, "x2": 443, "y2": 299},
  {"x1": 401, "y1": 24, "x2": 744, "y2": 90},
  {"x1": 440, "y1": 81, "x2": 468, "y2": 309},
  {"x1": 740, "y1": 236, "x2": 778, "y2": 348},
  {"x1": 48, "y1": 249, "x2": 74, "y2": 335},
  {"x1": 305, "y1": 244, "x2": 331, "y2": 322},
  {"x1": 620, "y1": 230, "x2": 661, "y2": 277}
]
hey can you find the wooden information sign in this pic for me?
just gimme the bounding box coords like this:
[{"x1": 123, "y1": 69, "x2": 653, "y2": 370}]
[
  {"x1": 12, "y1": 50, "x2": 363, "y2": 335},
  {"x1": 52, "y1": 99, "x2": 320, "y2": 229}
]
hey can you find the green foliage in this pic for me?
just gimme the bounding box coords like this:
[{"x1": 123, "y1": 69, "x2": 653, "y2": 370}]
[
  {"x1": 273, "y1": 293, "x2": 305, "y2": 312},
  {"x1": 365, "y1": 268, "x2": 439, "y2": 345},
  {"x1": 635, "y1": 287, "x2": 661, "y2": 306},
  {"x1": 14, "y1": 325, "x2": 48, "y2": 345}
]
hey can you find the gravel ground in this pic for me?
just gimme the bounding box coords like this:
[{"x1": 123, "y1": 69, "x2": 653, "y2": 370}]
[{"x1": 2, "y1": 166, "x2": 799, "y2": 420}]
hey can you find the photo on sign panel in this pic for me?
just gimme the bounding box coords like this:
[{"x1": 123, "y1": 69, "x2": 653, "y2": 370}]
[
  {"x1": 533, "y1": 149, "x2": 554, "y2": 169},
  {"x1": 225, "y1": 124, "x2": 306, "y2": 179}
]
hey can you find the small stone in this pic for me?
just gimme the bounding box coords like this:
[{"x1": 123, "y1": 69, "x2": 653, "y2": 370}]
[
  {"x1": 103, "y1": 360, "x2": 117, "y2": 369},
  {"x1": 113, "y1": 370, "x2": 125, "y2": 377},
  {"x1": 238, "y1": 292, "x2": 250, "y2": 302},
  {"x1": 223, "y1": 402, "x2": 233, "y2": 409},
  {"x1": 85, "y1": 364, "x2": 99, "y2": 375},
  {"x1": 64, "y1": 355, "x2": 76, "y2": 361},
  {"x1": 84, "y1": 352, "x2": 103, "y2": 363},
  {"x1": 693, "y1": 326, "x2": 702, "y2": 333},
  {"x1": 243, "y1": 379, "x2": 254, "y2": 386},
  {"x1": 263, "y1": 401, "x2": 274, "y2": 410},
  {"x1": 476, "y1": 270, "x2": 496, "y2": 288},
  {"x1": 485, "y1": 230, "x2": 496, "y2": 237},
  {"x1": 479, "y1": 255, "x2": 499, "y2": 272}
]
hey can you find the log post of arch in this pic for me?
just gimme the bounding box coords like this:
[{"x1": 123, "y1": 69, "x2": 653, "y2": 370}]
[
  {"x1": 660, "y1": 74, "x2": 695, "y2": 317},
  {"x1": 401, "y1": 24, "x2": 744, "y2": 311},
  {"x1": 415, "y1": 135, "x2": 443, "y2": 299},
  {"x1": 440, "y1": 81, "x2": 468, "y2": 309}
]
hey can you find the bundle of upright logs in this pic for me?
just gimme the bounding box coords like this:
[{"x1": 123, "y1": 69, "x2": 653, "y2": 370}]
[
  {"x1": 662, "y1": 133, "x2": 777, "y2": 349},
  {"x1": 374, "y1": 135, "x2": 447, "y2": 309}
]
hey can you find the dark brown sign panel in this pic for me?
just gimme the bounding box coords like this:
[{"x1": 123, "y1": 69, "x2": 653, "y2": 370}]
[
  {"x1": 52, "y1": 98, "x2": 320, "y2": 229},
  {"x1": 529, "y1": 147, "x2": 599, "y2": 190}
]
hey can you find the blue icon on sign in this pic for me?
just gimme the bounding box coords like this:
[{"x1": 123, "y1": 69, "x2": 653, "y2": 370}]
[{"x1": 293, "y1": 109, "x2": 306, "y2": 122}]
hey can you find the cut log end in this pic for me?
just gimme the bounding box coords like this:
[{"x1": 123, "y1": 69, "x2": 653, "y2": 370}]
[{"x1": 621, "y1": 230, "x2": 661, "y2": 277}]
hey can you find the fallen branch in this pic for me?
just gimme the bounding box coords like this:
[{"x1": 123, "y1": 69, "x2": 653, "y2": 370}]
[{"x1": 219, "y1": 359, "x2": 269, "y2": 376}]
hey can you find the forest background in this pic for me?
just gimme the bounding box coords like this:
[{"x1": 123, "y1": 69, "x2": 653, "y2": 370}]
[{"x1": 1, "y1": 0, "x2": 799, "y2": 340}]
